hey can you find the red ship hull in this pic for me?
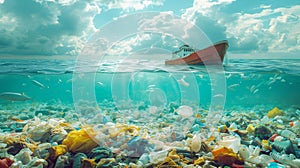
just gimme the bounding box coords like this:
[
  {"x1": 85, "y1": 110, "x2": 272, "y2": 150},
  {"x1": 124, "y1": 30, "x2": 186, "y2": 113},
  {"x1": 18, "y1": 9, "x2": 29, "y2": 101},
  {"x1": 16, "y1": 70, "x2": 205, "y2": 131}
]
[{"x1": 165, "y1": 40, "x2": 229, "y2": 65}]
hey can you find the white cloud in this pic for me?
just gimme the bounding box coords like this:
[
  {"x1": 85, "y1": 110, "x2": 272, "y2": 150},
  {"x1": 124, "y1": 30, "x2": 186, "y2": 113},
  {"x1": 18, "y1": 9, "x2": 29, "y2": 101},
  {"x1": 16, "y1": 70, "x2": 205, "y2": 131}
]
[
  {"x1": 225, "y1": 5, "x2": 300, "y2": 53},
  {"x1": 0, "y1": 15, "x2": 17, "y2": 31},
  {"x1": 35, "y1": 0, "x2": 80, "y2": 6},
  {"x1": 0, "y1": 0, "x2": 165, "y2": 56},
  {"x1": 1, "y1": 0, "x2": 299, "y2": 57},
  {"x1": 100, "y1": 12, "x2": 208, "y2": 56},
  {"x1": 0, "y1": 0, "x2": 100, "y2": 56},
  {"x1": 183, "y1": 0, "x2": 235, "y2": 21},
  {"x1": 180, "y1": 0, "x2": 230, "y2": 46},
  {"x1": 183, "y1": 0, "x2": 300, "y2": 56},
  {"x1": 269, "y1": 6, "x2": 300, "y2": 52},
  {"x1": 107, "y1": 33, "x2": 151, "y2": 55},
  {"x1": 98, "y1": 0, "x2": 164, "y2": 11},
  {"x1": 139, "y1": 12, "x2": 198, "y2": 42},
  {"x1": 260, "y1": 4, "x2": 271, "y2": 9}
]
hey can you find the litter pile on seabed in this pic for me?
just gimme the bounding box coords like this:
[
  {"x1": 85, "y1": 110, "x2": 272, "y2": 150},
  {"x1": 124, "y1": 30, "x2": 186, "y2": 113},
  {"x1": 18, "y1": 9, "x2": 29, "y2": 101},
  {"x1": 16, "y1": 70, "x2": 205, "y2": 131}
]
[{"x1": 0, "y1": 100, "x2": 299, "y2": 168}]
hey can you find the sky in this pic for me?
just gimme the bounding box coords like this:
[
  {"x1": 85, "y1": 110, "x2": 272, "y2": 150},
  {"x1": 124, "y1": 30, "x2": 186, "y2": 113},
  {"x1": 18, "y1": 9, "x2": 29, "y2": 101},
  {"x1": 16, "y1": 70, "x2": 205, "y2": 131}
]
[{"x1": 0, "y1": 0, "x2": 299, "y2": 59}]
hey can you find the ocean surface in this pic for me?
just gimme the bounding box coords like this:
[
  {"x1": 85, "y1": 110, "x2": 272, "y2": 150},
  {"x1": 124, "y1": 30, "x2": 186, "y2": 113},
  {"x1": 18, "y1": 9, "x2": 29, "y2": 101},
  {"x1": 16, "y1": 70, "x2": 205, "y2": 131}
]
[{"x1": 0, "y1": 58, "x2": 299, "y2": 110}]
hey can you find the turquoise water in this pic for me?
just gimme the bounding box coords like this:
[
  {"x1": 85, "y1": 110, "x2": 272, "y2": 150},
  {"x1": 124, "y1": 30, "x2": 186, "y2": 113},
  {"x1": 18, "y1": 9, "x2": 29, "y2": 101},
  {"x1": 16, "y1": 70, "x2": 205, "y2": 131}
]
[{"x1": 0, "y1": 58, "x2": 299, "y2": 110}]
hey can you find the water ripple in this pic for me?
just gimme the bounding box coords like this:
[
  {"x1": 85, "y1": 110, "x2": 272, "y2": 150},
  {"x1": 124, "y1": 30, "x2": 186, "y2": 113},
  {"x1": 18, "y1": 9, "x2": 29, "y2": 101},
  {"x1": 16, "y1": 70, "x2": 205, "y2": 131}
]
[{"x1": 0, "y1": 59, "x2": 299, "y2": 75}]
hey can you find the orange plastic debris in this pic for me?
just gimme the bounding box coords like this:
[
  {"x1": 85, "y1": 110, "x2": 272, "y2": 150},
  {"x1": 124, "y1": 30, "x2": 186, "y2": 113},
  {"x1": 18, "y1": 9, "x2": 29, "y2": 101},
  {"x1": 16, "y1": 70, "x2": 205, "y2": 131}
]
[{"x1": 212, "y1": 146, "x2": 244, "y2": 166}]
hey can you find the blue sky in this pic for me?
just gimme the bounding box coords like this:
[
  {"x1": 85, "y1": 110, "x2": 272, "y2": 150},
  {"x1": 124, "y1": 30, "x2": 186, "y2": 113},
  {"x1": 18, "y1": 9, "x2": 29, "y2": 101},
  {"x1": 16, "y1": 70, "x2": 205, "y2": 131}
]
[{"x1": 0, "y1": 0, "x2": 299, "y2": 59}]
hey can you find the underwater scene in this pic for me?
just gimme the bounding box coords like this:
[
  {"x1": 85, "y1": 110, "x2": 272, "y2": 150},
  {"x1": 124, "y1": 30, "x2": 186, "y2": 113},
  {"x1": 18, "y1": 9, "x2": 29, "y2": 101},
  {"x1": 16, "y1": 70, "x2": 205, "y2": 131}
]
[{"x1": 0, "y1": 58, "x2": 299, "y2": 168}]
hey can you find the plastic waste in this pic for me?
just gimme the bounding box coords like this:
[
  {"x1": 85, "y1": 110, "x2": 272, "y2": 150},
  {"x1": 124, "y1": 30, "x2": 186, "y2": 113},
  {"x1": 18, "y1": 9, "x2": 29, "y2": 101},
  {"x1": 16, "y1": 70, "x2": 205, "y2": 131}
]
[
  {"x1": 149, "y1": 149, "x2": 169, "y2": 164},
  {"x1": 267, "y1": 107, "x2": 283, "y2": 118},
  {"x1": 191, "y1": 124, "x2": 201, "y2": 132},
  {"x1": 0, "y1": 157, "x2": 14, "y2": 168},
  {"x1": 54, "y1": 154, "x2": 70, "y2": 168},
  {"x1": 127, "y1": 136, "x2": 153, "y2": 157},
  {"x1": 81, "y1": 158, "x2": 97, "y2": 168},
  {"x1": 176, "y1": 105, "x2": 193, "y2": 118},
  {"x1": 267, "y1": 162, "x2": 285, "y2": 168},
  {"x1": 270, "y1": 151, "x2": 300, "y2": 168},
  {"x1": 9, "y1": 160, "x2": 22, "y2": 168},
  {"x1": 254, "y1": 125, "x2": 272, "y2": 140},
  {"x1": 274, "y1": 135, "x2": 285, "y2": 142},
  {"x1": 261, "y1": 140, "x2": 272, "y2": 151},
  {"x1": 37, "y1": 143, "x2": 52, "y2": 150},
  {"x1": 292, "y1": 121, "x2": 300, "y2": 128},
  {"x1": 246, "y1": 124, "x2": 255, "y2": 134},
  {"x1": 87, "y1": 147, "x2": 113, "y2": 162},
  {"x1": 0, "y1": 143, "x2": 9, "y2": 158},
  {"x1": 218, "y1": 135, "x2": 241, "y2": 153},
  {"x1": 273, "y1": 140, "x2": 295, "y2": 154},
  {"x1": 138, "y1": 153, "x2": 150, "y2": 165},
  {"x1": 62, "y1": 126, "x2": 98, "y2": 154},
  {"x1": 193, "y1": 157, "x2": 205, "y2": 165},
  {"x1": 148, "y1": 106, "x2": 158, "y2": 114},
  {"x1": 48, "y1": 145, "x2": 68, "y2": 161},
  {"x1": 229, "y1": 122, "x2": 238, "y2": 130},
  {"x1": 261, "y1": 116, "x2": 270, "y2": 124},
  {"x1": 156, "y1": 155, "x2": 181, "y2": 168},
  {"x1": 269, "y1": 134, "x2": 279, "y2": 142},
  {"x1": 25, "y1": 157, "x2": 48, "y2": 168},
  {"x1": 280, "y1": 129, "x2": 297, "y2": 141},
  {"x1": 72, "y1": 153, "x2": 87, "y2": 168},
  {"x1": 218, "y1": 125, "x2": 228, "y2": 133},
  {"x1": 190, "y1": 134, "x2": 202, "y2": 153},
  {"x1": 212, "y1": 146, "x2": 243, "y2": 166},
  {"x1": 257, "y1": 154, "x2": 273, "y2": 167},
  {"x1": 96, "y1": 158, "x2": 116, "y2": 167},
  {"x1": 238, "y1": 145, "x2": 250, "y2": 160},
  {"x1": 15, "y1": 148, "x2": 32, "y2": 165},
  {"x1": 250, "y1": 145, "x2": 261, "y2": 157}
]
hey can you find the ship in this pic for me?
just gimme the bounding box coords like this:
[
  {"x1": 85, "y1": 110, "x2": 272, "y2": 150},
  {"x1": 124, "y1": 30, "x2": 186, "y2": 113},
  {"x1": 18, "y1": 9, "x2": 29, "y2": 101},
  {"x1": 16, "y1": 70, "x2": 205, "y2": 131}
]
[{"x1": 165, "y1": 40, "x2": 229, "y2": 65}]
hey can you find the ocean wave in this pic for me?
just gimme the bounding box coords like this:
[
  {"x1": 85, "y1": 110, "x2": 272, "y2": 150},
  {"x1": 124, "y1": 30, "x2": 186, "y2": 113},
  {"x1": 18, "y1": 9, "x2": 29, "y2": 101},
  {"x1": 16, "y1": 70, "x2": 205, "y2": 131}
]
[{"x1": 0, "y1": 59, "x2": 299, "y2": 75}]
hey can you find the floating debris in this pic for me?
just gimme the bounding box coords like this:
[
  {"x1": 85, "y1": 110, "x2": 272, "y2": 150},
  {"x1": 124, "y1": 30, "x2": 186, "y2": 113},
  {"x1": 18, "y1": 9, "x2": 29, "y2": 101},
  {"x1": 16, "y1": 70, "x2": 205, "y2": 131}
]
[
  {"x1": 177, "y1": 75, "x2": 190, "y2": 87},
  {"x1": 31, "y1": 79, "x2": 48, "y2": 89},
  {"x1": 227, "y1": 83, "x2": 240, "y2": 91},
  {"x1": 97, "y1": 81, "x2": 104, "y2": 87}
]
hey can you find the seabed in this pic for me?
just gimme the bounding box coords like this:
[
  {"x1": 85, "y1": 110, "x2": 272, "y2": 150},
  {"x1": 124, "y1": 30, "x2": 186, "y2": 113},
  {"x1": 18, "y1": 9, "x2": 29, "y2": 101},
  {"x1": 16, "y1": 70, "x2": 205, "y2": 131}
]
[{"x1": 0, "y1": 100, "x2": 300, "y2": 168}]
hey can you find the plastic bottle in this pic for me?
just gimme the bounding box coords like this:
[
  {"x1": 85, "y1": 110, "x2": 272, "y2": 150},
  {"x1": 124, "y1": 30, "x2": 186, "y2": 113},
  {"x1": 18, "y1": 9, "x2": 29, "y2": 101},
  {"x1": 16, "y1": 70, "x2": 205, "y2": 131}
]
[{"x1": 280, "y1": 129, "x2": 297, "y2": 140}]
